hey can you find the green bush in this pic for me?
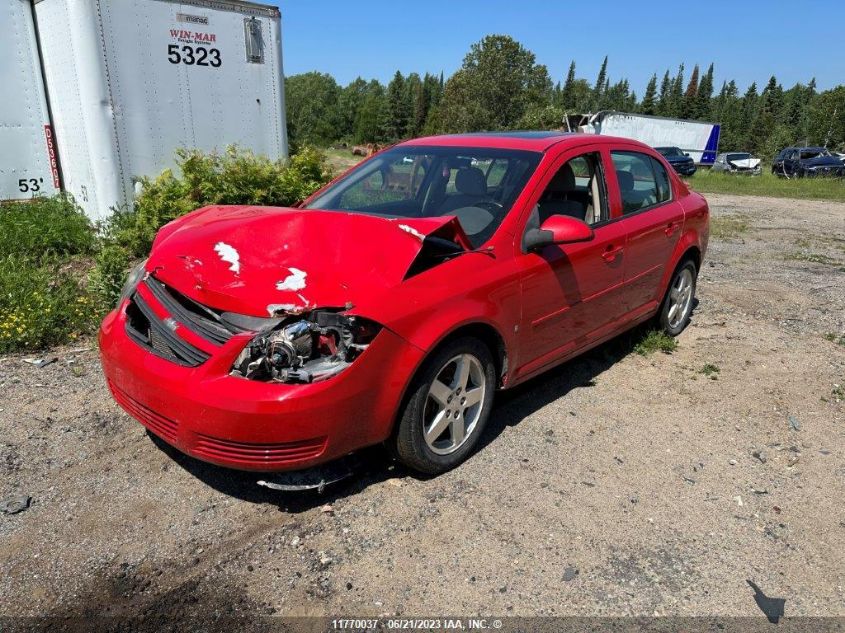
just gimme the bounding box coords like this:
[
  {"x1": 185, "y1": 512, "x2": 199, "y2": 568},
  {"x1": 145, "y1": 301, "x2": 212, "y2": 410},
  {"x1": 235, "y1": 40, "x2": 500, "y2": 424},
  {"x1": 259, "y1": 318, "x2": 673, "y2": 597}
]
[
  {"x1": 0, "y1": 148, "x2": 332, "y2": 352},
  {"x1": 89, "y1": 243, "x2": 134, "y2": 312},
  {"x1": 109, "y1": 146, "x2": 332, "y2": 258},
  {"x1": 0, "y1": 194, "x2": 95, "y2": 258},
  {"x1": 0, "y1": 254, "x2": 96, "y2": 352}
]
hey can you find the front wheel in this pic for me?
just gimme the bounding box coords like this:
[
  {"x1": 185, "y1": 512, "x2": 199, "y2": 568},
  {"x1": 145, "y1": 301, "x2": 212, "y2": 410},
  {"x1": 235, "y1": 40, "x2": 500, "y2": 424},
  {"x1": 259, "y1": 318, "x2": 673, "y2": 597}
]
[
  {"x1": 658, "y1": 260, "x2": 697, "y2": 336},
  {"x1": 392, "y1": 337, "x2": 496, "y2": 474}
]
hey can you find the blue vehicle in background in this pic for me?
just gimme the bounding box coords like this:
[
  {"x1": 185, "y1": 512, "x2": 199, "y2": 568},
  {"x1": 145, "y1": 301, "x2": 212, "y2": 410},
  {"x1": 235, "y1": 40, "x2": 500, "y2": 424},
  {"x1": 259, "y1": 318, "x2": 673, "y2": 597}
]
[
  {"x1": 772, "y1": 147, "x2": 845, "y2": 178},
  {"x1": 655, "y1": 146, "x2": 697, "y2": 176}
]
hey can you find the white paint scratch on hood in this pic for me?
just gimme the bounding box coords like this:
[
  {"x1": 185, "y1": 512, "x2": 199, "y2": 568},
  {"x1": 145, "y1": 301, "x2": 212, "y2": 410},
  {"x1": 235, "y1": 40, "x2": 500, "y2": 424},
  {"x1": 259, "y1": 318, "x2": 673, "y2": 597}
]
[
  {"x1": 276, "y1": 267, "x2": 307, "y2": 291},
  {"x1": 213, "y1": 242, "x2": 240, "y2": 274},
  {"x1": 398, "y1": 224, "x2": 426, "y2": 241},
  {"x1": 266, "y1": 303, "x2": 303, "y2": 316}
]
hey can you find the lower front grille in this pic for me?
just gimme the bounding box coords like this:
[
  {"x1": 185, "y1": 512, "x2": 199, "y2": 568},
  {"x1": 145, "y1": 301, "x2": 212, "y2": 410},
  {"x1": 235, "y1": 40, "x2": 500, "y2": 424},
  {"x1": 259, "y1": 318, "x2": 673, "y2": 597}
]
[
  {"x1": 109, "y1": 381, "x2": 179, "y2": 443},
  {"x1": 193, "y1": 433, "x2": 327, "y2": 466},
  {"x1": 125, "y1": 292, "x2": 210, "y2": 367}
]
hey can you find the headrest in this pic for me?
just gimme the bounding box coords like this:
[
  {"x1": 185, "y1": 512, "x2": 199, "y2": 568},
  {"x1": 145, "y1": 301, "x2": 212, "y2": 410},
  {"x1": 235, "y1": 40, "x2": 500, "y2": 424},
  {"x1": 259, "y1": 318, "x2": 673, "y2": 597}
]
[
  {"x1": 455, "y1": 167, "x2": 487, "y2": 196},
  {"x1": 616, "y1": 170, "x2": 634, "y2": 192},
  {"x1": 548, "y1": 163, "x2": 576, "y2": 191}
]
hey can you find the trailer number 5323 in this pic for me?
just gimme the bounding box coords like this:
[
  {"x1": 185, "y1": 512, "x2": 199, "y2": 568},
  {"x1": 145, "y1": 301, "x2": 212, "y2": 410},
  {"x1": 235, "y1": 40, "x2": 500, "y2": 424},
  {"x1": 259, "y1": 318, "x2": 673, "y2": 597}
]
[{"x1": 167, "y1": 45, "x2": 221, "y2": 67}]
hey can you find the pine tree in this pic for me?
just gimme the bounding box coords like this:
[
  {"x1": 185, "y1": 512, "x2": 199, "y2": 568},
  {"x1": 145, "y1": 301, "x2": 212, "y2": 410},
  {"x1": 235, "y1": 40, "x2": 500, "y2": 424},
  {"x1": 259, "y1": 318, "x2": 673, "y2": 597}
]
[
  {"x1": 668, "y1": 64, "x2": 685, "y2": 117},
  {"x1": 749, "y1": 76, "x2": 783, "y2": 155},
  {"x1": 561, "y1": 60, "x2": 577, "y2": 109},
  {"x1": 682, "y1": 65, "x2": 699, "y2": 118},
  {"x1": 695, "y1": 64, "x2": 714, "y2": 120},
  {"x1": 592, "y1": 56, "x2": 608, "y2": 110},
  {"x1": 641, "y1": 74, "x2": 658, "y2": 115},
  {"x1": 386, "y1": 71, "x2": 410, "y2": 140},
  {"x1": 737, "y1": 82, "x2": 759, "y2": 150},
  {"x1": 656, "y1": 71, "x2": 671, "y2": 116}
]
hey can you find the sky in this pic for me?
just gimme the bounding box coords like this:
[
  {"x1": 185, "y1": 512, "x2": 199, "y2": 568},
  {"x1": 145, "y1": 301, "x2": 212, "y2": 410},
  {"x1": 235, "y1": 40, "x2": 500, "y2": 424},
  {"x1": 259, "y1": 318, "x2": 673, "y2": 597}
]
[{"x1": 273, "y1": 1, "x2": 843, "y2": 95}]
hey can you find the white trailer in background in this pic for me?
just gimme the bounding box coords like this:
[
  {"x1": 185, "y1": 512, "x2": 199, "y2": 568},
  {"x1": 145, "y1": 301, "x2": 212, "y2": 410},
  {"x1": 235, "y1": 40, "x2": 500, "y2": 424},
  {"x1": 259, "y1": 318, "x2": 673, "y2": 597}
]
[
  {"x1": 0, "y1": 0, "x2": 62, "y2": 202},
  {"x1": 569, "y1": 111, "x2": 721, "y2": 166},
  {"x1": 11, "y1": 0, "x2": 288, "y2": 221}
]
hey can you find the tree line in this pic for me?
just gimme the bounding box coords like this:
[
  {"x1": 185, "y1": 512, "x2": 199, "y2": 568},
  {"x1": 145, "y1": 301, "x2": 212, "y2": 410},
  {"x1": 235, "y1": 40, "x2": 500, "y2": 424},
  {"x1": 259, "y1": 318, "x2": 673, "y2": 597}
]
[{"x1": 285, "y1": 35, "x2": 845, "y2": 159}]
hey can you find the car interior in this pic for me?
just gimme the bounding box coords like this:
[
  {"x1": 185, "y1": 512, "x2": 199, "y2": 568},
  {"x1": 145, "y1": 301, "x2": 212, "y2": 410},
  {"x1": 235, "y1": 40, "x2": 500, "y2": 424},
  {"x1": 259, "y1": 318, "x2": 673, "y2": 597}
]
[
  {"x1": 535, "y1": 153, "x2": 606, "y2": 226},
  {"x1": 312, "y1": 150, "x2": 540, "y2": 248}
]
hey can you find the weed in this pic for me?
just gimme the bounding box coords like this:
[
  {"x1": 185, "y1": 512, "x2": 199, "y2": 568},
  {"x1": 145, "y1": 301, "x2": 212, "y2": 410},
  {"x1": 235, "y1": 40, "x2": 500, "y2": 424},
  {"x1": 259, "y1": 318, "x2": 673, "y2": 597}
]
[
  {"x1": 0, "y1": 194, "x2": 95, "y2": 259},
  {"x1": 710, "y1": 216, "x2": 750, "y2": 239},
  {"x1": 633, "y1": 330, "x2": 678, "y2": 356},
  {"x1": 0, "y1": 254, "x2": 97, "y2": 352},
  {"x1": 699, "y1": 363, "x2": 721, "y2": 377},
  {"x1": 787, "y1": 252, "x2": 840, "y2": 266},
  {"x1": 824, "y1": 332, "x2": 845, "y2": 346}
]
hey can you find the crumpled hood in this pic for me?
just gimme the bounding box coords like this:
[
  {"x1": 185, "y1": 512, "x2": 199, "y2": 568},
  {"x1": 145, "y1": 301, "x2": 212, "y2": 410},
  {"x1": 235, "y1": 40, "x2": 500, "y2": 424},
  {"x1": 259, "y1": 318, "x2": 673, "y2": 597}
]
[
  {"x1": 147, "y1": 206, "x2": 470, "y2": 317},
  {"x1": 729, "y1": 157, "x2": 761, "y2": 169}
]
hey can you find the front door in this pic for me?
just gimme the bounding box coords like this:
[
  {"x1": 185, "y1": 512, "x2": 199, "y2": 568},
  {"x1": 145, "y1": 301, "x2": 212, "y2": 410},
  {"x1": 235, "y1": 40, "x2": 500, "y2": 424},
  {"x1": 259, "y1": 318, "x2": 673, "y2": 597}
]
[{"x1": 514, "y1": 149, "x2": 628, "y2": 378}]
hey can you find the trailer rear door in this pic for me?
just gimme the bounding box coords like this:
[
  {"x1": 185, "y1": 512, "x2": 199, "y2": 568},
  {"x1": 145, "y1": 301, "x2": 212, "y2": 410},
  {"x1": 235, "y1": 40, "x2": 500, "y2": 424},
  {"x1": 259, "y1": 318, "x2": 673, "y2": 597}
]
[{"x1": 0, "y1": 0, "x2": 61, "y2": 202}]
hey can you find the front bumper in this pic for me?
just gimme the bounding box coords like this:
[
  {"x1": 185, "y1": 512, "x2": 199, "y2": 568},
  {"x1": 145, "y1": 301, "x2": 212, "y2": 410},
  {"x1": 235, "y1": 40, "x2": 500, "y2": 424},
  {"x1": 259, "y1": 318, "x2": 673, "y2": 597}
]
[
  {"x1": 674, "y1": 163, "x2": 697, "y2": 176},
  {"x1": 99, "y1": 303, "x2": 424, "y2": 472}
]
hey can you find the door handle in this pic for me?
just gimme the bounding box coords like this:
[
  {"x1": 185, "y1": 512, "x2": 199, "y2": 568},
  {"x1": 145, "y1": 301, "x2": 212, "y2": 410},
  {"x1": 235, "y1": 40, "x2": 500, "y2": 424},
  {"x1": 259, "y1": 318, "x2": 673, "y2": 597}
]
[
  {"x1": 601, "y1": 245, "x2": 623, "y2": 262},
  {"x1": 664, "y1": 221, "x2": 680, "y2": 236}
]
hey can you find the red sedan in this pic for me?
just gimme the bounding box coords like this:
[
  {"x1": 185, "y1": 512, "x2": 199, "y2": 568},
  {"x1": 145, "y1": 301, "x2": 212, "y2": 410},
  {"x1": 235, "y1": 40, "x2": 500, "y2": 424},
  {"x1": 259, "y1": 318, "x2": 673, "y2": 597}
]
[{"x1": 100, "y1": 132, "x2": 708, "y2": 474}]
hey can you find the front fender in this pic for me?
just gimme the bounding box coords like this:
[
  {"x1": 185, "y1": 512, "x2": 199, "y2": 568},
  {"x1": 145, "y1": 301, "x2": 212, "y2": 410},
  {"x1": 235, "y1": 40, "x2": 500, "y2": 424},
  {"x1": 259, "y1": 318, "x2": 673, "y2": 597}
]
[{"x1": 351, "y1": 255, "x2": 523, "y2": 389}]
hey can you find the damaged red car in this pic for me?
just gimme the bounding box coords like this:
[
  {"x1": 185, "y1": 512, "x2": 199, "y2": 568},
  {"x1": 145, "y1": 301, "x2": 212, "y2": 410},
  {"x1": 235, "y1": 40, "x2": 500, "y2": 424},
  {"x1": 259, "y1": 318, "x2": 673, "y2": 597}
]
[{"x1": 100, "y1": 132, "x2": 709, "y2": 474}]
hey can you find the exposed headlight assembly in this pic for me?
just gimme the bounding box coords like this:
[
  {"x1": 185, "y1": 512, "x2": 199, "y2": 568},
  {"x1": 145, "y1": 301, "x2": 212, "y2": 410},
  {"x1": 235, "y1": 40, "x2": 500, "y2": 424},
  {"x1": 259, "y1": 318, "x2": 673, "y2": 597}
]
[
  {"x1": 119, "y1": 259, "x2": 148, "y2": 305},
  {"x1": 231, "y1": 310, "x2": 382, "y2": 384}
]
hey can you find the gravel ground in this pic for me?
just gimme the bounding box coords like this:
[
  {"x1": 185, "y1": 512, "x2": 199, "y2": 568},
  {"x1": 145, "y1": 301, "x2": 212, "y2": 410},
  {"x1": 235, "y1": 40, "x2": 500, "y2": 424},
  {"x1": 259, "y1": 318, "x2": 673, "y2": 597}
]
[{"x1": 1, "y1": 193, "x2": 844, "y2": 626}]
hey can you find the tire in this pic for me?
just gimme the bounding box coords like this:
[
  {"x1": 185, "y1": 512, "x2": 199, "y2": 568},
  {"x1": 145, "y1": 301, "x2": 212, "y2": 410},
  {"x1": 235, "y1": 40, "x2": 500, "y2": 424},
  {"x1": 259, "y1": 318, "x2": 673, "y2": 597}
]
[
  {"x1": 392, "y1": 337, "x2": 496, "y2": 474},
  {"x1": 658, "y1": 259, "x2": 697, "y2": 336}
]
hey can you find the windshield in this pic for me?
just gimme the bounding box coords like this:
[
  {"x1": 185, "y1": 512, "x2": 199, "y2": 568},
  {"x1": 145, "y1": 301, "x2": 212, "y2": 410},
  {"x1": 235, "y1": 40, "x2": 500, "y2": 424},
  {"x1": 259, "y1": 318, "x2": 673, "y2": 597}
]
[
  {"x1": 727, "y1": 153, "x2": 752, "y2": 161},
  {"x1": 657, "y1": 147, "x2": 683, "y2": 157},
  {"x1": 305, "y1": 146, "x2": 541, "y2": 247},
  {"x1": 800, "y1": 149, "x2": 830, "y2": 159}
]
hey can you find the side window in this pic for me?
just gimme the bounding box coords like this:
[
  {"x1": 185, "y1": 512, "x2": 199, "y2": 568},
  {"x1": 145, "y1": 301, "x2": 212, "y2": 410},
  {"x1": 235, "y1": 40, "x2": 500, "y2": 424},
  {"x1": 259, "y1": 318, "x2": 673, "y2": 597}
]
[
  {"x1": 534, "y1": 152, "x2": 608, "y2": 227},
  {"x1": 650, "y1": 157, "x2": 672, "y2": 203},
  {"x1": 610, "y1": 151, "x2": 660, "y2": 215}
]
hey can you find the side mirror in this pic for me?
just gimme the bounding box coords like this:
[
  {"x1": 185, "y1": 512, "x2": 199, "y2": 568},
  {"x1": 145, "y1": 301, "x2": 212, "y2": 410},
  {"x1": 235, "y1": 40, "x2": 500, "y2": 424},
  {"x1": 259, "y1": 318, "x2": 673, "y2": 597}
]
[
  {"x1": 684, "y1": 152, "x2": 690, "y2": 157},
  {"x1": 524, "y1": 215, "x2": 594, "y2": 251}
]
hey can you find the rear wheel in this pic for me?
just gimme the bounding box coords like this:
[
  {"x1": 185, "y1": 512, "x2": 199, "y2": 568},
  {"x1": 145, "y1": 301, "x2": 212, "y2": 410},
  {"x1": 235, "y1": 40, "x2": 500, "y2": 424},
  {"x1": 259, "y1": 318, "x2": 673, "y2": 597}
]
[
  {"x1": 392, "y1": 337, "x2": 495, "y2": 474},
  {"x1": 658, "y1": 260, "x2": 697, "y2": 336}
]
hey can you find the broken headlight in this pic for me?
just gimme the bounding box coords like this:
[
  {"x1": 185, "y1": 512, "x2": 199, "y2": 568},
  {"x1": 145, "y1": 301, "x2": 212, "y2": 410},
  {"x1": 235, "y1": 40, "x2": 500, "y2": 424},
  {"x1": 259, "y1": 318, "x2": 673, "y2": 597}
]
[
  {"x1": 230, "y1": 310, "x2": 382, "y2": 384},
  {"x1": 119, "y1": 259, "x2": 148, "y2": 305}
]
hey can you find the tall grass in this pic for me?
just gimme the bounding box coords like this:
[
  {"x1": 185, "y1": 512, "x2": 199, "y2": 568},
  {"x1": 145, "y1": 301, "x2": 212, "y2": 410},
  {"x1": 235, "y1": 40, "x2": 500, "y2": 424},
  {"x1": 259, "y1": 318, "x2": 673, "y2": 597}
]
[{"x1": 686, "y1": 170, "x2": 845, "y2": 202}]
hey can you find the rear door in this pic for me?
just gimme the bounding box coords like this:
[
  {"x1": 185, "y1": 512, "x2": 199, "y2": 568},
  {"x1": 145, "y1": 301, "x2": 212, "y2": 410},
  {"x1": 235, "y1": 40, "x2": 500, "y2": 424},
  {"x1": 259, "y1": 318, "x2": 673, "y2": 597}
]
[{"x1": 608, "y1": 149, "x2": 684, "y2": 314}]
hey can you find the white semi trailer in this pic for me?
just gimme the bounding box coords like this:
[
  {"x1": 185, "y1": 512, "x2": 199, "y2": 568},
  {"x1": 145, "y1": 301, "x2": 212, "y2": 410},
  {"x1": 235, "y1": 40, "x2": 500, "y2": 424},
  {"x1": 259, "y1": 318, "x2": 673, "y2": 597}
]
[
  {"x1": 1, "y1": 0, "x2": 62, "y2": 201},
  {"x1": 1, "y1": 0, "x2": 288, "y2": 221},
  {"x1": 569, "y1": 111, "x2": 721, "y2": 166}
]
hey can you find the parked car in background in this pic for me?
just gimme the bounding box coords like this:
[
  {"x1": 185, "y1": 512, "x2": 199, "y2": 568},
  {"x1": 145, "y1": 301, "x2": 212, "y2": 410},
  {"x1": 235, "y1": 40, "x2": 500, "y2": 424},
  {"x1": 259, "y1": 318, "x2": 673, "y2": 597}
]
[
  {"x1": 712, "y1": 152, "x2": 762, "y2": 175},
  {"x1": 654, "y1": 146, "x2": 697, "y2": 176},
  {"x1": 772, "y1": 147, "x2": 845, "y2": 178},
  {"x1": 100, "y1": 132, "x2": 709, "y2": 475}
]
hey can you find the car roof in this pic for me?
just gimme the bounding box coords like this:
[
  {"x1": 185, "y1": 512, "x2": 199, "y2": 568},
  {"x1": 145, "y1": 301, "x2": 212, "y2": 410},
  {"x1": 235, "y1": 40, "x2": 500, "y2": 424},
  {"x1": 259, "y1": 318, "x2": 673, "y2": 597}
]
[{"x1": 399, "y1": 131, "x2": 648, "y2": 152}]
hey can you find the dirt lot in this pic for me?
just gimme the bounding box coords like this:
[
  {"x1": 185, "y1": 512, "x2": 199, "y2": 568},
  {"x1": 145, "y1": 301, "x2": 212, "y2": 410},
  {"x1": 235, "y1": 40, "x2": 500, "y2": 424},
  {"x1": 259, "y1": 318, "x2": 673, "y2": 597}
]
[{"x1": 1, "y1": 193, "x2": 844, "y2": 626}]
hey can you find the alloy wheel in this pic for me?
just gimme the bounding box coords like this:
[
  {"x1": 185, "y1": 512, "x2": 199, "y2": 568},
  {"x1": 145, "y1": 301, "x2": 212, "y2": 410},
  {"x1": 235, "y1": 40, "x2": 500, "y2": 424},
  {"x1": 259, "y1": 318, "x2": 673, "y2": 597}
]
[
  {"x1": 667, "y1": 267, "x2": 694, "y2": 329},
  {"x1": 423, "y1": 353, "x2": 487, "y2": 455}
]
